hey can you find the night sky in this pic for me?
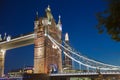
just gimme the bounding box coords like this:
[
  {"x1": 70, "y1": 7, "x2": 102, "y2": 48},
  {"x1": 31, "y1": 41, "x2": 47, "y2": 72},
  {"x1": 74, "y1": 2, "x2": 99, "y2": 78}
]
[{"x1": 0, "y1": 0, "x2": 120, "y2": 73}]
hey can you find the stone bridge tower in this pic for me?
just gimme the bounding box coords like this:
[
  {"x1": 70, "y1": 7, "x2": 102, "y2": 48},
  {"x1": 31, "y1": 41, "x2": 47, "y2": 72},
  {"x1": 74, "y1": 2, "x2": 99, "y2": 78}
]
[{"x1": 34, "y1": 6, "x2": 62, "y2": 74}]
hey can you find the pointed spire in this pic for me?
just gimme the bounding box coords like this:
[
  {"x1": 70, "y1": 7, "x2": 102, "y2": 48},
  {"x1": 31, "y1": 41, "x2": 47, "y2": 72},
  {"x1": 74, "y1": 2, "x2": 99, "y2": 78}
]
[
  {"x1": 0, "y1": 34, "x2": 2, "y2": 41},
  {"x1": 46, "y1": 5, "x2": 51, "y2": 12},
  {"x1": 65, "y1": 33, "x2": 69, "y2": 41},
  {"x1": 35, "y1": 11, "x2": 39, "y2": 21},
  {"x1": 3, "y1": 33, "x2": 7, "y2": 40},
  {"x1": 57, "y1": 15, "x2": 62, "y2": 31},
  {"x1": 45, "y1": 5, "x2": 53, "y2": 25},
  {"x1": 58, "y1": 15, "x2": 61, "y2": 24},
  {"x1": 34, "y1": 11, "x2": 39, "y2": 29}
]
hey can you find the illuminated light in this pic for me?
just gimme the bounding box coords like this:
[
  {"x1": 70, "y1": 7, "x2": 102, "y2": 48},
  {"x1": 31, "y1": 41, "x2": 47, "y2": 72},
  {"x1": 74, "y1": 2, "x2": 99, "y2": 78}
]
[
  {"x1": 52, "y1": 44, "x2": 57, "y2": 49},
  {"x1": 0, "y1": 49, "x2": 6, "y2": 54},
  {"x1": 44, "y1": 33, "x2": 47, "y2": 36},
  {"x1": 57, "y1": 24, "x2": 62, "y2": 31},
  {"x1": 59, "y1": 25, "x2": 62, "y2": 31},
  {"x1": 6, "y1": 35, "x2": 11, "y2": 42}
]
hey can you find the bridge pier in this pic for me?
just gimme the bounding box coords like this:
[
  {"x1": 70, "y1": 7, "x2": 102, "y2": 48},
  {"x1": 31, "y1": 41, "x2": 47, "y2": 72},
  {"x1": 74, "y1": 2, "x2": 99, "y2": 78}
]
[{"x1": 0, "y1": 49, "x2": 6, "y2": 77}]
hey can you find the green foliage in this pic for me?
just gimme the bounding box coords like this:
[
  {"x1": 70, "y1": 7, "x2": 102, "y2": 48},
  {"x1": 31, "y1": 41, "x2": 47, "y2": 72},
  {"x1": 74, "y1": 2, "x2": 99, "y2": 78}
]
[{"x1": 96, "y1": 0, "x2": 120, "y2": 41}]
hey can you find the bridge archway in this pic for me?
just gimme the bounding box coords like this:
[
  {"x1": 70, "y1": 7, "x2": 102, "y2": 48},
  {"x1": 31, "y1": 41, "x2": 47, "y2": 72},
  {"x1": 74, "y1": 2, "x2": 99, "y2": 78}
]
[
  {"x1": 0, "y1": 32, "x2": 34, "y2": 77},
  {"x1": 5, "y1": 45, "x2": 34, "y2": 74}
]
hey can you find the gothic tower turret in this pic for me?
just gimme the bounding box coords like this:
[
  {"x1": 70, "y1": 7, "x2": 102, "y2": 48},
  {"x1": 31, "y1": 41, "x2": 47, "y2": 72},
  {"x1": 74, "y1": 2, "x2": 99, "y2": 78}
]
[
  {"x1": 34, "y1": 11, "x2": 39, "y2": 32},
  {"x1": 65, "y1": 33, "x2": 69, "y2": 42},
  {"x1": 64, "y1": 33, "x2": 72, "y2": 71},
  {"x1": 57, "y1": 15, "x2": 62, "y2": 39},
  {"x1": 34, "y1": 6, "x2": 62, "y2": 74}
]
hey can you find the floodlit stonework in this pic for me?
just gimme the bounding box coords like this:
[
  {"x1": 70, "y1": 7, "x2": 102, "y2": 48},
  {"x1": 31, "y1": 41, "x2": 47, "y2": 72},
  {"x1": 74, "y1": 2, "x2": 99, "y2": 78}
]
[{"x1": 34, "y1": 6, "x2": 62, "y2": 74}]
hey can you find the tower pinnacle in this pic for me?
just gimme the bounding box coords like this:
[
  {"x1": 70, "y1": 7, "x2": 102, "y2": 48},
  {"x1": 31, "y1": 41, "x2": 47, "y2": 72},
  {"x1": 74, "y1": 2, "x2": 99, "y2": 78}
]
[
  {"x1": 3, "y1": 33, "x2": 7, "y2": 40},
  {"x1": 58, "y1": 15, "x2": 61, "y2": 24},
  {"x1": 57, "y1": 15, "x2": 62, "y2": 31},
  {"x1": 35, "y1": 11, "x2": 39, "y2": 21},
  {"x1": 46, "y1": 5, "x2": 51, "y2": 12},
  {"x1": 65, "y1": 33, "x2": 69, "y2": 41},
  {"x1": 45, "y1": 5, "x2": 53, "y2": 25},
  {"x1": 0, "y1": 34, "x2": 2, "y2": 41}
]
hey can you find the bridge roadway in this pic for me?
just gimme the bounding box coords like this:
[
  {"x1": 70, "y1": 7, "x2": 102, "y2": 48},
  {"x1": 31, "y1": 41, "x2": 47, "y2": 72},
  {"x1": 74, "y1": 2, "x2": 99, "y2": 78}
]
[
  {"x1": 49, "y1": 72, "x2": 120, "y2": 79},
  {"x1": 50, "y1": 72, "x2": 120, "y2": 77},
  {"x1": 0, "y1": 32, "x2": 34, "y2": 50},
  {"x1": 0, "y1": 72, "x2": 120, "y2": 80},
  {"x1": 0, "y1": 77, "x2": 22, "y2": 80}
]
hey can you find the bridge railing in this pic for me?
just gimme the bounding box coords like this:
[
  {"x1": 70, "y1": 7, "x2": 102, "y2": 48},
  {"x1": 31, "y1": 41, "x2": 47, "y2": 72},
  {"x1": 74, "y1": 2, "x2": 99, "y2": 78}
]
[
  {"x1": 50, "y1": 71, "x2": 120, "y2": 76},
  {"x1": 0, "y1": 32, "x2": 34, "y2": 42}
]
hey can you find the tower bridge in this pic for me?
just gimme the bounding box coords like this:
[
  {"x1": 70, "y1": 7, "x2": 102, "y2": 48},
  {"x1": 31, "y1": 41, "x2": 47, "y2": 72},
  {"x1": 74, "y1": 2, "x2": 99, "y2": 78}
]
[{"x1": 0, "y1": 6, "x2": 120, "y2": 79}]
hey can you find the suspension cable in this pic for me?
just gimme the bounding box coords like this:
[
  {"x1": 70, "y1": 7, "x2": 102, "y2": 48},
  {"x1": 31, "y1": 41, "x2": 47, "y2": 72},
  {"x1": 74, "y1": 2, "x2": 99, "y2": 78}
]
[
  {"x1": 47, "y1": 34, "x2": 120, "y2": 70},
  {"x1": 63, "y1": 41, "x2": 120, "y2": 68}
]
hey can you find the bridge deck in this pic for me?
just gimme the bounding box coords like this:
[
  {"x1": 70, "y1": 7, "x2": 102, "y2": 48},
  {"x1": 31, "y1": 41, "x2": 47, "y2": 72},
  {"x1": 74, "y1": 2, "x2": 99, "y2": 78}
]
[
  {"x1": 0, "y1": 33, "x2": 34, "y2": 50},
  {"x1": 50, "y1": 72, "x2": 120, "y2": 77}
]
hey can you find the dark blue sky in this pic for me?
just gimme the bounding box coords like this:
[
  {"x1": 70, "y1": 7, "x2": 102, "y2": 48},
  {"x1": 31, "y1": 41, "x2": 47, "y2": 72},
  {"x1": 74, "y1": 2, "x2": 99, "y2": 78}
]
[{"x1": 0, "y1": 0, "x2": 120, "y2": 73}]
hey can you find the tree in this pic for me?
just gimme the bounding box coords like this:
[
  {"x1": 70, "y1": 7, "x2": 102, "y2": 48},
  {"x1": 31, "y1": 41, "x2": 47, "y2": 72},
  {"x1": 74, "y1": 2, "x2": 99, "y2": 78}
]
[{"x1": 96, "y1": 0, "x2": 120, "y2": 41}]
